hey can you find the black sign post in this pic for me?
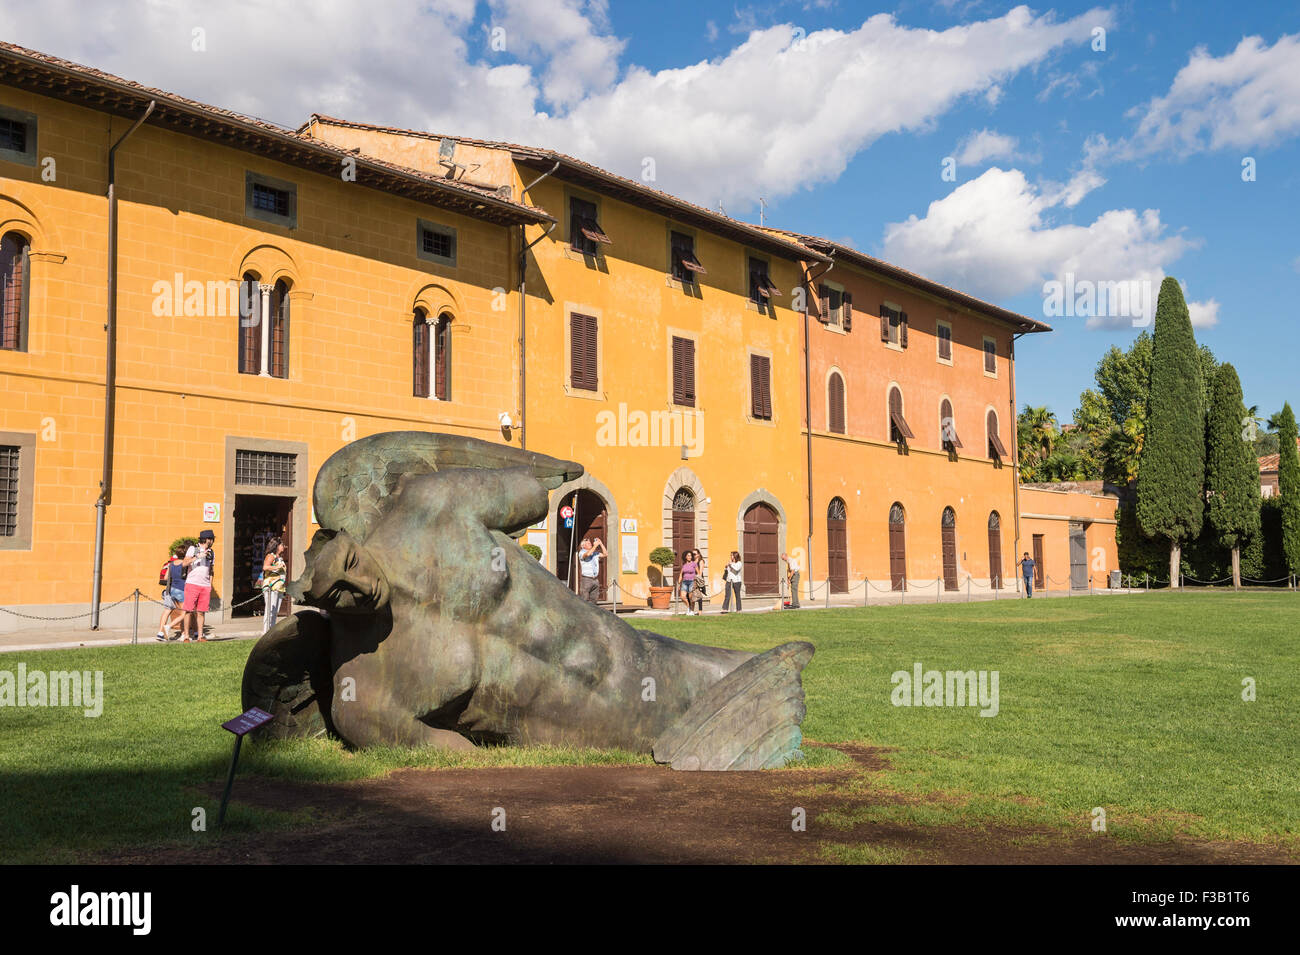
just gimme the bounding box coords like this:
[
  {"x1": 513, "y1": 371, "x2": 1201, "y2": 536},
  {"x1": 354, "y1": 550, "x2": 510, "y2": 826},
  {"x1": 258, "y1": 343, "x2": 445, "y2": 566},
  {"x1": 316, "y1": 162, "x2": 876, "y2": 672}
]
[{"x1": 217, "y1": 707, "x2": 272, "y2": 828}]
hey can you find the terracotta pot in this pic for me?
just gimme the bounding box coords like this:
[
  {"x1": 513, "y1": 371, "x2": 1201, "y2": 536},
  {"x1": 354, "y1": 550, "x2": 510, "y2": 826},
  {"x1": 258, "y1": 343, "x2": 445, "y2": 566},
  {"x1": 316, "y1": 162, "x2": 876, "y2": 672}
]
[{"x1": 648, "y1": 586, "x2": 673, "y2": 610}]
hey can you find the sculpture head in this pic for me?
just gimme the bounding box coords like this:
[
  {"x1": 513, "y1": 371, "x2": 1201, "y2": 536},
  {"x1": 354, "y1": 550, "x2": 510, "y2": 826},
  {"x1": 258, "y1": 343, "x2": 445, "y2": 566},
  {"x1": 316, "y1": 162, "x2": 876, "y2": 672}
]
[{"x1": 294, "y1": 529, "x2": 390, "y2": 614}]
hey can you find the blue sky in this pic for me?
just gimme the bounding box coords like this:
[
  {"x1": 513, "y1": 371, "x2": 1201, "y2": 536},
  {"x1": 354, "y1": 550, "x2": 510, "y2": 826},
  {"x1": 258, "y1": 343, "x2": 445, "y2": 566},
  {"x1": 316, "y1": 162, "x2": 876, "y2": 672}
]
[{"x1": 3, "y1": 1, "x2": 1296, "y2": 421}]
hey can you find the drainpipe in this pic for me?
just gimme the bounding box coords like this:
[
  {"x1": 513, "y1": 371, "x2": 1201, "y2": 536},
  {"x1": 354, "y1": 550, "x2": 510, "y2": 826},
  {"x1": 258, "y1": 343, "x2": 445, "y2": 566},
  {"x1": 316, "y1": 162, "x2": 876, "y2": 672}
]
[
  {"x1": 516, "y1": 160, "x2": 560, "y2": 451},
  {"x1": 802, "y1": 253, "x2": 834, "y2": 601},
  {"x1": 1010, "y1": 330, "x2": 1024, "y2": 594},
  {"x1": 91, "y1": 101, "x2": 155, "y2": 630}
]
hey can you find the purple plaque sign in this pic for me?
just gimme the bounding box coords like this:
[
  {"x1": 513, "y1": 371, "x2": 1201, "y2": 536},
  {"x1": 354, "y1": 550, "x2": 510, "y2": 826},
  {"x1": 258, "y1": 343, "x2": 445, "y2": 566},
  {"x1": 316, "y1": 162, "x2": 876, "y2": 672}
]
[{"x1": 222, "y1": 707, "x2": 273, "y2": 736}]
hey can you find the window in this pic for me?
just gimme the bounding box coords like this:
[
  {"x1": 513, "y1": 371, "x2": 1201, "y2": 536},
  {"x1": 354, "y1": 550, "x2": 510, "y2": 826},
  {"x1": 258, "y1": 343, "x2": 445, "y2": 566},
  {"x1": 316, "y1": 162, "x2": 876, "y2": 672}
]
[
  {"x1": 670, "y1": 231, "x2": 705, "y2": 283},
  {"x1": 937, "y1": 321, "x2": 953, "y2": 362},
  {"x1": 880, "y1": 305, "x2": 908, "y2": 347},
  {"x1": 987, "y1": 409, "x2": 1008, "y2": 460},
  {"x1": 750, "y1": 354, "x2": 772, "y2": 420},
  {"x1": 939, "y1": 398, "x2": 962, "y2": 452},
  {"x1": 748, "y1": 257, "x2": 780, "y2": 306},
  {"x1": 828, "y1": 372, "x2": 846, "y2": 434},
  {"x1": 237, "y1": 276, "x2": 289, "y2": 378},
  {"x1": 818, "y1": 284, "x2": 843, "y2": 326},
  {"x1": 0, "y1": 107, "x2": 37, "y2": 166},
  {"x1": 672, "y1": 335, "x2": 696, "y2": 407},
  {"x1": 417, "y1": 220, "x2": 457, "y2": 267},
  {"x1": 888, "y1": 386, "x2": 914, "y2": 444},
  {"x1": 245, "y1": 172, "x2": 297, "y2": 229},
  {"x1": 570, "y1": 312, "x2": 598, "y2": 391},
  {"x1": 0, "y1": 444, "x2": 18, "y2": 537},
  {"x1": 0, "y1": 432, "x2": 34, "y2": 550},
  {"x1": 569, "y1": 196, "x2": 610, "y2": 256},
  {"x1": 413, "y1": 310, "x2": 429, "y2": 398},
  {"x1": 433, "y1": 312, "x2": 451, "y2": 401},
  {"x1": 983, "y1": 336, "x2": 997, "y2": 375},
  {"x1": 235, "y1": 449, "x2": 296, "y2": 487},
  {"x1": 1, "y1": 232, "x2": 30, "y2": 352}
]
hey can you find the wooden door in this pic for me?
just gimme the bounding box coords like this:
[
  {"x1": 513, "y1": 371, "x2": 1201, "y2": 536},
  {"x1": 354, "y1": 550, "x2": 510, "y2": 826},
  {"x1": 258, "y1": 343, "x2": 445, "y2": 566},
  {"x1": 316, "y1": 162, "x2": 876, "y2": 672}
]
[
  {"x1": 827, "y1": 498, "x2": 848, "y2": 593},
  {"x1": 987, "y1": 511, "x2": 1003, "y2": 589},
  {"x1": 575, "y1": 489, "x2": 608, "y2": 599},
  {"x1": 1032, "y1": 534, "x2": 1045, "y2": 589},
  {"x1": 743, "y1": 503, "x2": 779, "y2": 595},
  {"x1": 1069, "y1": 522, "x2": 1087, "y2": 589},
  {"x1": 941, "y1": 507, "x2": 958, "y2": 591},
  {"x1": 888, "y1": 503, "x2": 906, "y2": 591},
  {"x1": 671, "y1": 488, "x2": 696, "y2": 580}
]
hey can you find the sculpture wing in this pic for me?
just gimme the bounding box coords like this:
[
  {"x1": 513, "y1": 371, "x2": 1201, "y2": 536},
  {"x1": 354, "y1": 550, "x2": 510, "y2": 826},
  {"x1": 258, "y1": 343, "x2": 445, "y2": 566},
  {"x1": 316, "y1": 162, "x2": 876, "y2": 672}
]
[
  {"x1": 652, "y1": 641, "x2": 814, "y2": 771},
  {"x1": 312, "y1": 431, "x2": 582, "y2": 540}
]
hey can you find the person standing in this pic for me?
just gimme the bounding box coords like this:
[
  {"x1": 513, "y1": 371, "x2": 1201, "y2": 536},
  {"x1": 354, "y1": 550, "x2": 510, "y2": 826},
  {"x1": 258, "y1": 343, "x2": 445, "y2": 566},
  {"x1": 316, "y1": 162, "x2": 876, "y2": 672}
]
[
  {"x1": 722, "y1": 551, "x2": 743, "y2": 613},
  {"x1": 782, "y1": 551, "x2": 801, "y2": 609},
  {"x1": 690, "y1": 549, "x2": 708, "y2": 613},
  {"x1": 578, "y1": 537, "x2": 606, "y2": 606},
  {"x1": 678, "y1": 549, "x2": 698, "y2": 615},
  {"x1": 181, "y1": 529, "x2": 216, "y2": 641},
  {"x1": 155, "y1": 545, "x2": 187, "y2": 640},
  {"x1": 261, "y1": 537, "x2": 288, "y2": 633},
  {"x1": 1020, "y1": 551, "x2": 1036, "y2": 598}
]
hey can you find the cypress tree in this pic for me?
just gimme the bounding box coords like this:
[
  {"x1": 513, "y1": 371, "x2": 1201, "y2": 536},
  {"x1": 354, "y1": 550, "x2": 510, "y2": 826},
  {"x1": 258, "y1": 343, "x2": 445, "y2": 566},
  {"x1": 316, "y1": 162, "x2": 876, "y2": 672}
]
[
  {"x1": 1276, "y1": 402, "x2": 1300, "y2": 578},
  {"x1": 1136, "y1": 277, "x2": 1205, "y2": 585},
  {"x1": 1205, "y1": 364, "x2": 1261, "y2": 587}
]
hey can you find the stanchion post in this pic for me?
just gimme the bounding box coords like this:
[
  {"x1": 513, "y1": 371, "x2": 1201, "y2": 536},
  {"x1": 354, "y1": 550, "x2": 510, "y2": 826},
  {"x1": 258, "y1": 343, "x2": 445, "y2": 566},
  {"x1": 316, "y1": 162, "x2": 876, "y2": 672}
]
[
  {"x1": 967, "y1": 575, "x2": 971, "y2": 602},
  {"x1": 825, "y1": 580, "x2": 830, "y2": 610},
  {"x1": 132, "y1": 588, "x2": 140, "y2": 645},
  {"x1": 863, "y1": 578, "x2": 868, "y2": 607},
  {"x1": 936, "y1": 578, "x2": 941, "y2": 603}
]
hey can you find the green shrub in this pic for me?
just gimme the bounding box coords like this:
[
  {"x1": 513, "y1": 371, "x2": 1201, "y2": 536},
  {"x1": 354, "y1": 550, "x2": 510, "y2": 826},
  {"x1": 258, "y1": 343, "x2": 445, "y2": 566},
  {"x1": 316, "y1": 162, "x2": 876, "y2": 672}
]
[{"x1": 521, "y1": 543, "x2": 542, "y2": 561}]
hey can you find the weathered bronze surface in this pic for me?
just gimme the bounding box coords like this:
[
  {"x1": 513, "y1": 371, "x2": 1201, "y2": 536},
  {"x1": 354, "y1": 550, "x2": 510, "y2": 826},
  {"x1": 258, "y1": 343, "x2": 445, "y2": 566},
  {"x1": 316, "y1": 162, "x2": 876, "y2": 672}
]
[{"x1": 241, "y1": 432, "x2": 811, "y2": 769}]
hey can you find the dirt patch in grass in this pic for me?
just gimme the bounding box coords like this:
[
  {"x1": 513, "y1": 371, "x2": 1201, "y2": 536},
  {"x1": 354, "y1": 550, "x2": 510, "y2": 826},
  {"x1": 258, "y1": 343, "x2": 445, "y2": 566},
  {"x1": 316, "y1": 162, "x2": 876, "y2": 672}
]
[{"x1": 96, "y1": 743, "x2": 1295, "y2": 865}]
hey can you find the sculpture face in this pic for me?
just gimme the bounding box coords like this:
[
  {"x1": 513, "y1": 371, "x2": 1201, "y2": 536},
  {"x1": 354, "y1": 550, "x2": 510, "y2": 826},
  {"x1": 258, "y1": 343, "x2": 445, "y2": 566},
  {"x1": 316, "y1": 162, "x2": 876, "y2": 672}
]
[{"x1": 242, "y1": 432, "x2": 811, "y2": 770}]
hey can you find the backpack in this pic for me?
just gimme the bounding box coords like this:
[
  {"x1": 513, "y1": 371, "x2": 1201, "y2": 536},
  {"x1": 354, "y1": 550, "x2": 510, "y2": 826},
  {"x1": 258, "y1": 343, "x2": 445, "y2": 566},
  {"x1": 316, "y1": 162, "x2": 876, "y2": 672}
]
[{"x1": 159, "y1": 560, "x2": 171, "y2": 586}]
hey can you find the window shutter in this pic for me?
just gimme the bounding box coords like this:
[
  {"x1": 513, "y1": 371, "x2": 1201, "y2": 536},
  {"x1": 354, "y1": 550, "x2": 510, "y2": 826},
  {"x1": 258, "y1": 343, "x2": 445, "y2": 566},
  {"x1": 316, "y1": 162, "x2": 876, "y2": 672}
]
[
  {"x1": 760, "y1": 356, "x2": 772, "y2": 418},
  {"x1": 583, "y1": 314, "x2": 598, "y2": 390},
  {"x1": 900, "y1": 311, "x2": 909, "y2": 348},
  {"x1": 413, "y1": 318, "x2": 428, "y2": 397},
  {"x1": 570, "y1": 313, "x2": 584, "y2": 388},
  {"x1": 829, "y1": 374, "x2": 845, "y2": 434},
  {"x1": 750, "y1": 355, "x2": 762, "y2": 417},
  {"x1": 817, "y1": 284, "x2": 830, "y2": 324},
  {"x1": 683, "y1": 338, "x2": 696, "y2": 406},
  {"x1": 434, "y1": 316, "x2": 450, "y2": 400},
  {"x1": 880, "y1": 305, "x2": 890, "y2": 341},
  {"x1": 842, "y1": 291, "x2": 853, "y2": 331}
]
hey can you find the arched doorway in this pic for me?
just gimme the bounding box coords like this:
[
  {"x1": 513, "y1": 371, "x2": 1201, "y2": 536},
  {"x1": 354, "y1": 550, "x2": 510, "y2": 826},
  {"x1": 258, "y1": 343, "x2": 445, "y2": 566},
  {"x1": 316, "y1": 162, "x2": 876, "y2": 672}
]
[
  {"x1": 827, "y1": 497, "x2": 848, "y2": 593},
  {"x1": 988, "y1": 511, "x2": 1003, "y2": 589},
  {"x1": 888, "y1": 502, "x2": 907, "y2": 591},
  {"x1": 742, "y1": 502, "x2": 779, "y2": 595},
  {"x1": 555, "y1": 488, "x2": 608, "y2": 599},
  {"x1": 671, "y1": 487, "x2": 696, "y2": 577},
  {"x1": 941, "y1": 506, "x2": 958, "y2": 591}
]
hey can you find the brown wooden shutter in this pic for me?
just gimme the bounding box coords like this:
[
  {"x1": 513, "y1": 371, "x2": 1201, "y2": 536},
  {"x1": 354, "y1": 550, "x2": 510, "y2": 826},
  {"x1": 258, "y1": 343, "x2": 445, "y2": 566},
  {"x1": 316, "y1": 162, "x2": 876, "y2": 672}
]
[
  {"x1": 571, "y1": 312, "x2": 598, "y2": 390},
  {"x1": 842, "y1": 291, "x2": 852, "y2": 331},
  {"x1": 672, "y1": 336, "x2": 695, "y2": 407},
  {"x1": 880, "y1": 305, "x2": 890, "y2": 341},
  {"x1": 270, "y1": 281, "x2": 289, "y2": 379},
  {"x1": 0, "y1": 234, "x2": 26, "y2": 350},
  {"x1": 817, "y1": 284, "x2": 830, "y2": 324},
  {"x1": 751, "y1": 354, "x2": 771, "y2": 419},
  {"x1": 829, "y1": 373, "x2": 845, "y2": 433},
  {"x1": 238, "y1": 276, "x2": 260, "y2": 375},
  {"x1": 434, "y1": 315, "x2": 450, "y2": 400},
  {"x1": 413, "y1": 316, "x2": 428, "y2": 397},
  {"x1": 900, "y1": 311, "x2": 909, "y2": 348}
]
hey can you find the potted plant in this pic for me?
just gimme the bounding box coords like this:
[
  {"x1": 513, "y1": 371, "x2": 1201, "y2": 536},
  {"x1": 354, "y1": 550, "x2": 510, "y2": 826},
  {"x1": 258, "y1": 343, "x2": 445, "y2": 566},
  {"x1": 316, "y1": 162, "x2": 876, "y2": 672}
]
[
  {"x1": 521, "y1": 543, "x2": 543, "y2": 561},
  {"x1": 648, "y1": 547, "x2": 676, "y2": 610}
]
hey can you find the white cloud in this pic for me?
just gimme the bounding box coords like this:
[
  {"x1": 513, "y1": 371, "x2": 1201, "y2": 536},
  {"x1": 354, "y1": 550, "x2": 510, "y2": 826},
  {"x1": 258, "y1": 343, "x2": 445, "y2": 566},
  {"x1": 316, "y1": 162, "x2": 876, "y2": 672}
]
[
  {"x1": 1120, "y1": 34, "x2": 1300, "y2": 156},
  {"x1": 954, "y1": 128, "x2": 1018, "y2": 166},
  {"x1": 1187, "y1": 299, "x2": 1219, "y2": 328},
  {"x1": 880, "y1": 167, "x2": 1200, "y2": 328},
  {"x1": 0, "y1": 1, "x2": 1114, "y2": 209}
]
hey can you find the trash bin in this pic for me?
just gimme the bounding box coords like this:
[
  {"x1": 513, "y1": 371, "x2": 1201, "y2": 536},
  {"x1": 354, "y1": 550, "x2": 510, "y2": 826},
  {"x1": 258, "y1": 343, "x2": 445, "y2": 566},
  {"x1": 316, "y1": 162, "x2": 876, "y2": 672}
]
[{"x1": 1109, "y1": 569, "x2": 1122, "y2": 589}]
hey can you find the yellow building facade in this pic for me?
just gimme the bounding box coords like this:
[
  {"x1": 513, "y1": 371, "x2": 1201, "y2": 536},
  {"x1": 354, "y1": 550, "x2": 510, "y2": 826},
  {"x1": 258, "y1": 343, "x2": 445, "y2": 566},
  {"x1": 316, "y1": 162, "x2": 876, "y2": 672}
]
[{"x1": 1, "y1": 43, "x2": 1119, "y2": 630}]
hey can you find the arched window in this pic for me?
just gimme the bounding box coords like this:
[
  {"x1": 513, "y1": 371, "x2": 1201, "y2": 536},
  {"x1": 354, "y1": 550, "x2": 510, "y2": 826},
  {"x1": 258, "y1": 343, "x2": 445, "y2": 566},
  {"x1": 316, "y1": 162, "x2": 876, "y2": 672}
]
[
  {"x1": 986, "y1": 409, "x2": 1006, "y2": 461},
  {"x1": 939, "y1": 398, "x2": 961, "y2": 453},
  {"x1": 413, "y1": 308, "x2": 430, "y2": 397},
  {"x1": 433, "y1": 312, "x2": 451, "y2": 401},
  {"x1": 237, "y1": 272, "x2": 261, "y2": 375},
  {"x1": 828, "y1": 372, "x2": 846, "y2": 434},
  {"x1": 888, "y1": 502, "x2": 906, "y2": 591},
  {"x1": 269, "y1": 279, "x2": 290, "y2": 379},
  {"x1": 1, "y1": 232, "x2": 31, "y2": 352}
]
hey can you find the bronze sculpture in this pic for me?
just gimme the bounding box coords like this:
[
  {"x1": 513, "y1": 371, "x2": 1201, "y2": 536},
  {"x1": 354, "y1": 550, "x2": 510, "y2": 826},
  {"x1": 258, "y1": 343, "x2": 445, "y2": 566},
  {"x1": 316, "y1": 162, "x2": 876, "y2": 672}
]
[{"x1": 241, "y1": 432, "x2": 812, "y2": 770}]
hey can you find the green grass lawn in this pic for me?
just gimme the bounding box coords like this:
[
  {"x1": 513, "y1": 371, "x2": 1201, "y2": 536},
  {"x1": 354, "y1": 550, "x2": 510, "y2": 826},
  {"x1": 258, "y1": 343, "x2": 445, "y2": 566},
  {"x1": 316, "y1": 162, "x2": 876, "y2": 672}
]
[{"x1": 1, "y1": 591, "x2": 1296, "y2": 862}]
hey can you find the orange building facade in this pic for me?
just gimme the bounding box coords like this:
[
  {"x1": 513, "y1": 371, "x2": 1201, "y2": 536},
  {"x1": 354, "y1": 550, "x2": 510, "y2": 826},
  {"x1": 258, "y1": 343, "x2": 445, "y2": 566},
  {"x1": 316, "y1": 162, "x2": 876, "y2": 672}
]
[{"x1": 1, "y1": 43, "x2": 1119, "y2": 631}]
